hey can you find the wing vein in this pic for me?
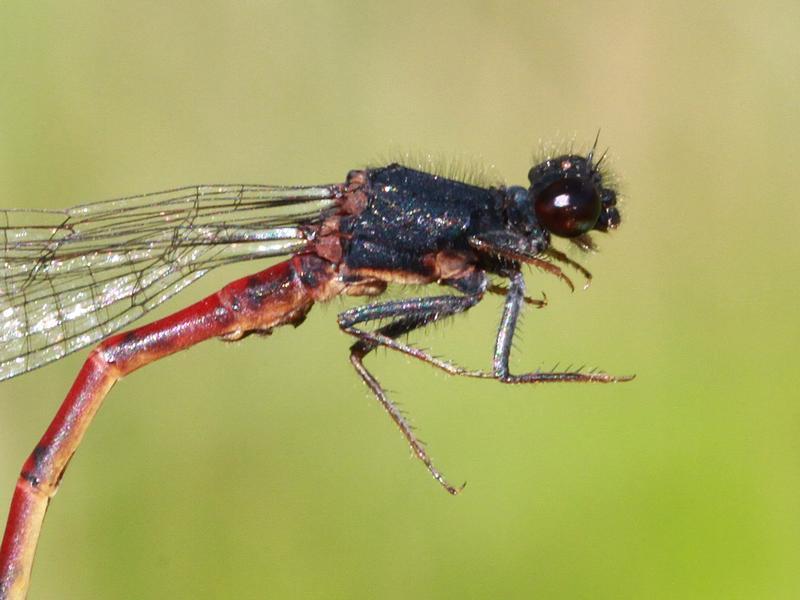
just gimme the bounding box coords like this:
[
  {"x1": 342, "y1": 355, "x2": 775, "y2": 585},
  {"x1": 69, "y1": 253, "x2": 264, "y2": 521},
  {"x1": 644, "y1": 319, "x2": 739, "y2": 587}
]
[{"x1": 0, "y1": 182, "x2": 340, "y2": 380}]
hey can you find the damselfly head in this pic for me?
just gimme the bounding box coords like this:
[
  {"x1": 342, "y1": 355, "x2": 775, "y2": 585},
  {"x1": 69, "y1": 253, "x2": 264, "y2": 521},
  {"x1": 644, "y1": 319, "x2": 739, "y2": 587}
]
[{"x1": 527, "y1": 154, "x2": 620, "y2": 238}]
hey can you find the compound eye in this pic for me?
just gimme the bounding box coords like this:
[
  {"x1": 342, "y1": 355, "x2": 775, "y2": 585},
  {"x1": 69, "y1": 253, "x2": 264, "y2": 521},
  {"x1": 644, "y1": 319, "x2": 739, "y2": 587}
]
[{"x1": 533, "y1": 179, "x2": 602, "y2": 237}]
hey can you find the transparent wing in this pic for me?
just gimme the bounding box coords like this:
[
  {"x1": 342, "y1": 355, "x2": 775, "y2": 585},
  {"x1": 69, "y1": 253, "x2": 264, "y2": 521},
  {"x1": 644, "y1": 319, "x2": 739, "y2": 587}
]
[{"x1": 0, "y1": 183, "x2": 340, "y2": 381}]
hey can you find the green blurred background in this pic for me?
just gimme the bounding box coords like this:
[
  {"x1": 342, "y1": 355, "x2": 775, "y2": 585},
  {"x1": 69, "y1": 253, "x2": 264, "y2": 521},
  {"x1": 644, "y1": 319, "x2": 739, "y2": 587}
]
[{"x1": 0, "y1": 2, "x2": 797, "y2": 598}]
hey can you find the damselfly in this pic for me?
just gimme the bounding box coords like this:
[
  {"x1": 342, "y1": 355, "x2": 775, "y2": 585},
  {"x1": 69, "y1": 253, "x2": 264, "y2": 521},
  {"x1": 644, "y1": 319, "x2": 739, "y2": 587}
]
[{"x1": 0, "y1": 149, "x2": 630, "y2": 598}]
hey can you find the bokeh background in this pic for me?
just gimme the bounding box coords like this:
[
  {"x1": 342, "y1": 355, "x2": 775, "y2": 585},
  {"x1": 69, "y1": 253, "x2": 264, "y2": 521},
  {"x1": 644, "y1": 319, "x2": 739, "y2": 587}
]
[{"x1": 0, "y1": 2, "x2": 797, "y2": 599}]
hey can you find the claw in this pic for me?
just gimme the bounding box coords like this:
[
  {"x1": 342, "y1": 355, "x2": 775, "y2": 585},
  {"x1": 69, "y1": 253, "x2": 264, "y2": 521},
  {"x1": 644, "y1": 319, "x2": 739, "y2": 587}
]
[
  {"x1": 487, "y1": 285, "x2": 548, "y2": 307},
  {"x1": 545, "y1": 247, "x2": 592, "y2": 290}
]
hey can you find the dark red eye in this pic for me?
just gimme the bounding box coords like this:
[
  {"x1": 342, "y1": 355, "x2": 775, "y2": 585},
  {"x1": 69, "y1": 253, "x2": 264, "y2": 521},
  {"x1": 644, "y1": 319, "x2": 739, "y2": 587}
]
[{"x1": 533, "y1": 179, "x2": 602, "y2": 238}]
